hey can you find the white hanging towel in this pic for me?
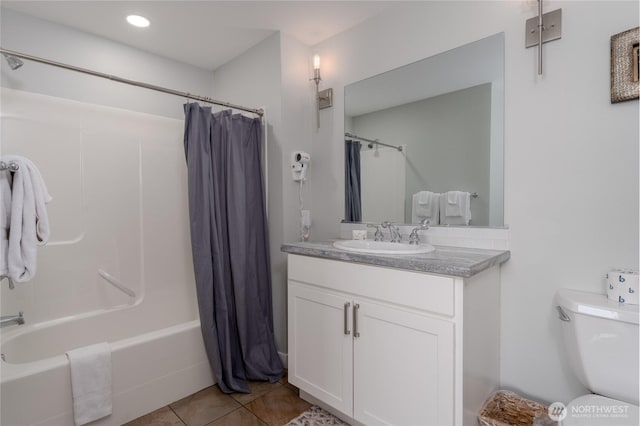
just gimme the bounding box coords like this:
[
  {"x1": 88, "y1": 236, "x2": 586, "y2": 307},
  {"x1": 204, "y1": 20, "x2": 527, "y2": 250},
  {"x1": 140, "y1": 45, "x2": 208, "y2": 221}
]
[
  {"x1": 66, "y1": 343, "x2": 113, "y2": 426},
  {"x1": 0, "y1": 170, "x2": 12, "y2": 277},
  {"x1": 3, "y1": 155, "x2": 52, "y2": 283},
  {"x1": 440, "y1": 191, "x2": 471, "y2": 225},
  {"x1": 411, "y1": 191, "x2": 440, "y2": 224}
]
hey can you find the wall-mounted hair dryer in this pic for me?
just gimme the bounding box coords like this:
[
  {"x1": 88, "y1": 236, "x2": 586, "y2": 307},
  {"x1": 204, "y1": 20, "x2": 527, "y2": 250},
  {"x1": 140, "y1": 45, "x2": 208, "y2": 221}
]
[{"x1": 291, "y1": 151, "x2": 310, "y2": 181}]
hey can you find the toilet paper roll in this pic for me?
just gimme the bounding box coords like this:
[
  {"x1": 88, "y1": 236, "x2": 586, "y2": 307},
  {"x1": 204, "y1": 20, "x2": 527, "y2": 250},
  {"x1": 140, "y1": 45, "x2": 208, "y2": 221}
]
[{"x1": 607, "y1": 269, "x2": 639, "y2": 305}]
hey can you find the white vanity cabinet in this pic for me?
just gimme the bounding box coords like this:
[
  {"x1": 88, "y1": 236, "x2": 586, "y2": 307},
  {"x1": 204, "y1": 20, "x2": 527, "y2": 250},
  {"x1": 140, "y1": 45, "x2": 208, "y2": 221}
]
[{"x1": 286, "y1": 253, "x2": 502, "y2": 426}]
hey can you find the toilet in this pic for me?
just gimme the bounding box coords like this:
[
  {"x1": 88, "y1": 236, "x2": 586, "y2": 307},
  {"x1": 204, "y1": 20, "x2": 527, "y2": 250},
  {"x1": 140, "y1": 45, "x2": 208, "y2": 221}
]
[{"x1": 555, "y1": 289, "x2": 639, "y2": 425}]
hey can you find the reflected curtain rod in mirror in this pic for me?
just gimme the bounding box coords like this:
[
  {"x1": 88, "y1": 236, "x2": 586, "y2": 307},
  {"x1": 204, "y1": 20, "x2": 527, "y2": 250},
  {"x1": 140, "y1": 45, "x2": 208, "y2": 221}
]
[
  {"x1": 345, "y1": 132, "x2": 403, "y2": 152},
  {"x1": 343, "y1": 32, "x2": 505, "y2": 228}
]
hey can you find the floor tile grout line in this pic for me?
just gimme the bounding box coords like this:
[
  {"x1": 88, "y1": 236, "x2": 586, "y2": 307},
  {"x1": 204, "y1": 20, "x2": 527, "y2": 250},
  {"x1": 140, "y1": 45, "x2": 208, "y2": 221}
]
[
  {"x1": 243, "y1": 386, "x2": 280, "y2": 426},
  {"x1": 168, "y1": 404, "x2": 188, "y2": 425},
  {"x1": 245, "y1": 406, "x2": 269, "y2": 426},
  {"x1": 243, "y1": 385, "x2": 305, "y2": 426},
  {"x1": 202, "y1": 406, "x2": 253, "y2": 426},
  {"x1": 131, "y1": 380, "x2": 304, "y2": 426},
  {"x1": 237, "y1": 381, "x2": 284, "y2": 407}
]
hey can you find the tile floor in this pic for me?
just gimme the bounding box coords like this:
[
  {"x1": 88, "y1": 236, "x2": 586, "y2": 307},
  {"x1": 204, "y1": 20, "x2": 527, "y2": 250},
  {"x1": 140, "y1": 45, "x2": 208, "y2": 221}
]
[{"x1": 124, "y1": 373, "x2": 312, "y2": 426}]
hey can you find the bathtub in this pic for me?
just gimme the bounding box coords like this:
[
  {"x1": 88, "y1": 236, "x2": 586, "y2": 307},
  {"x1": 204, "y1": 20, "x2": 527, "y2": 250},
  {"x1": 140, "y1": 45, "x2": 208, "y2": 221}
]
[{"x1": 0, "y1": 304, "x2": 215, "y2": 426}]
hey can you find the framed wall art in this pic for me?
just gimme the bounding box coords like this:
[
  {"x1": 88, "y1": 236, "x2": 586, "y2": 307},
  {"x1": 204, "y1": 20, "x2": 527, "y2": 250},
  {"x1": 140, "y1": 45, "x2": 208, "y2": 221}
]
[{"x1": 611, "y1": 26, "x2": 639, "y2": 103}]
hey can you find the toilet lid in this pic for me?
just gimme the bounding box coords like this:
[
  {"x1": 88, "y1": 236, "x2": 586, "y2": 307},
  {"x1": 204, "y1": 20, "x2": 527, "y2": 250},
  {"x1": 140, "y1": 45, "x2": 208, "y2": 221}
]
[{"x1": 562, "y1": 395, "x2": 639, "y2": 426}]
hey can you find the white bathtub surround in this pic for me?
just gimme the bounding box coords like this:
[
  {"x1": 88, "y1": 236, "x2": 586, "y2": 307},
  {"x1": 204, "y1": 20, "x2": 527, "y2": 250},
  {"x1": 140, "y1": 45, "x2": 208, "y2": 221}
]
[
  {"x1": 1, "y1": 154, "x2": 52, "y2": 283},
  {"x1": 340, "y1": 222, "x2": 509, "y2": 250},
  {"x1": 0, "y1": 90, "x2": 213, "y2": 425},
  {"x1": 66, "y1": 342, "x2": 112, "y2": 425}
]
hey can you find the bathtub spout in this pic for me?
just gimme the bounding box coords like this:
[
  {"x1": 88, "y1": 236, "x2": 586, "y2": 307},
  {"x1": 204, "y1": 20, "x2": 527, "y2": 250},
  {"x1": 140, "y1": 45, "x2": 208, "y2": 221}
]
[{"x1": 1, "y1": 311, "x2": 25, "y2": 327}]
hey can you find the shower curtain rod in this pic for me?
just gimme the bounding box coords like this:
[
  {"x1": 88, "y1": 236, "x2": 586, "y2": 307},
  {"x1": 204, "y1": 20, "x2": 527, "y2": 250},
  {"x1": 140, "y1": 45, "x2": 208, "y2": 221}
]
[
  {"x1": 0, "y1": 47, "x2": 264, "y2": 116},
  {"x1": 344, "y1": 132, "x2": 403, "y2": 152}
]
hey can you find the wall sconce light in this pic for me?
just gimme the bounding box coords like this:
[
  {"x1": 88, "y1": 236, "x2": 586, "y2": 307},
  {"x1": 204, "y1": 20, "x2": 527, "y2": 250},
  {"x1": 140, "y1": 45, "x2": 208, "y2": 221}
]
[
  {"x1": 311, "y1": 54, "x2": 333, "y2": 129},
  {"x1": 525, "y1": 0, "x2": 562, "y2": 75}
]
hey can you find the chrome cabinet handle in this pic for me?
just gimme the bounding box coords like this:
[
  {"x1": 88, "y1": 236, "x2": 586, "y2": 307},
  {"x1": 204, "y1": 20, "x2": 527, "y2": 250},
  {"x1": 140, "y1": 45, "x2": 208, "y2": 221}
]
[
  {"x1": 344, "y1": 302, "x2": 351, "y2": 335},
  {"x1": 353, "y1": 303, "x2": 360, "y2": 338}
]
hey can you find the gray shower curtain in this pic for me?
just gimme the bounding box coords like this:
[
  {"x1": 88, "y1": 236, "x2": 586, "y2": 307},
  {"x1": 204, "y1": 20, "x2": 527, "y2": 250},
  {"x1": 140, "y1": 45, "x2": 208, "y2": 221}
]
[
  {"x1": 345, "y1": 140, "x2": 362, "y2": 221},
  {"x1": 183, "y1": 103, "x2": 283, "y2": 394}
]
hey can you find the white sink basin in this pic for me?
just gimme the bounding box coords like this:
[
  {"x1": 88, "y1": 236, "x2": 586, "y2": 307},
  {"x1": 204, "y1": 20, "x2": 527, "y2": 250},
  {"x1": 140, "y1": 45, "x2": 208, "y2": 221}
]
[{"x1": 333, "y1": 240, "x2": 435, "y2": 255}]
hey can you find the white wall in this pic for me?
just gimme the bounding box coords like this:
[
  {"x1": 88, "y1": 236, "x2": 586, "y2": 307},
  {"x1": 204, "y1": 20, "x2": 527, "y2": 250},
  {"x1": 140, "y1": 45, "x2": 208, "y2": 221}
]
[
  {"x1": 0, "y1": 8, "x2": 214, "y2": 119},
  {"x1": 310, "y1": 1, "x2": 639, "y2": 404},
  {"x1": 212, "y1": 32, "x2": 313, "y2": 359},
  {"x1": 279, "y1": 34, "x2": 315, "y2": 358}
]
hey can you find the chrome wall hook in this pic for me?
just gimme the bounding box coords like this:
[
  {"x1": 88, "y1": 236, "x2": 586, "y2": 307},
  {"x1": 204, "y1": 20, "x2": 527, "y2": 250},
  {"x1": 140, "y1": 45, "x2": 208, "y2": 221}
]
[
  {"x1": 1, "y1": 275, "x2": 15, "y2": 290},
  {"x1": 0, "y1": 160, "x2": 20, "y2": 172}
]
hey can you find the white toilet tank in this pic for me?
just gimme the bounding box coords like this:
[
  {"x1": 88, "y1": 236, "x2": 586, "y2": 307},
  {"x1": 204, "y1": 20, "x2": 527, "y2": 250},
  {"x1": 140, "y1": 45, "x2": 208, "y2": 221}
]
[{"x1": 555, "y1": 289, "x2": 639, "y2": 405}]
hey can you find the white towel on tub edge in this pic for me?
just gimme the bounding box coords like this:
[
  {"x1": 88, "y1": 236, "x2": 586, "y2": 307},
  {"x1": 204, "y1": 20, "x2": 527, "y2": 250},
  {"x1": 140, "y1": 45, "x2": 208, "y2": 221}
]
[{"x1": 66, "y1": 342, "x2": 113, "y2": 426}]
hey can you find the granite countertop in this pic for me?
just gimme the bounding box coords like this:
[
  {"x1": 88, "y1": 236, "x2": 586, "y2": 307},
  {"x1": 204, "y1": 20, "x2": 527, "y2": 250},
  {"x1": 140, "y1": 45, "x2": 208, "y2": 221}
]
[{"x1": 281, "y1": 241, "x2": 510, "y2": 278}]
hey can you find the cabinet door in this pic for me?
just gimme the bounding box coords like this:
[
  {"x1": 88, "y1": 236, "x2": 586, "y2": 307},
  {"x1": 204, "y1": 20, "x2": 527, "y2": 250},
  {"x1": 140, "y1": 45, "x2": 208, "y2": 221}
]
[
  {"x1": 288, "y1": 282, "x2": 354, "y2": 416},
  {"x1": 353, "y1": 301, "x2": 455, "y2": 426}
]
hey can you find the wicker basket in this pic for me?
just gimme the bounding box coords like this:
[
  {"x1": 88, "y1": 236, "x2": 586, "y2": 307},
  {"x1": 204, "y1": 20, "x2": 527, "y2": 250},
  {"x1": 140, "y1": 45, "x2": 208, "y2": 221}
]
[{"x1": 478, "y1": 390, "x2": 550, "y2": 426}]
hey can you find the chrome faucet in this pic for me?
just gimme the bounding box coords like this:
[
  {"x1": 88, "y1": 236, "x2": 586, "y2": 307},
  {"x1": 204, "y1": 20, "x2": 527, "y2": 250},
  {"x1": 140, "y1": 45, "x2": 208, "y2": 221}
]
[
  {"x1": 1, "y1": 311, "x2": 24, "y2": 327},
  {"x1": 409, "y1": 218, "x2": 430, "y2": 245},
  {"x1": 382, "y1": 221, "x2": 402, "y2": 243},
  {"x1": 367, "y1": 223, "x2": 384, "y2": 241}
]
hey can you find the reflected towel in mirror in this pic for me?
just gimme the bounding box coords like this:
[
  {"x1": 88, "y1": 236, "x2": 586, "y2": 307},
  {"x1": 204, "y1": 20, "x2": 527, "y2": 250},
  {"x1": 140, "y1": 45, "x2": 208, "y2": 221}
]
[
  {"x1": 412, "y1": 191, "x2": 440, "y2": 224},
  {"x1": 440, "y1": 191, "x2": 471, "y2": 225}
]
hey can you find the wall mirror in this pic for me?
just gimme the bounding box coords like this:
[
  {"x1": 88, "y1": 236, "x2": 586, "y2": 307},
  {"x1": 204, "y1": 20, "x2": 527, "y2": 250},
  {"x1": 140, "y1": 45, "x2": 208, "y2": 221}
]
[{"x1": 344, "y1": 32, "x2": 504, "y2": 227}]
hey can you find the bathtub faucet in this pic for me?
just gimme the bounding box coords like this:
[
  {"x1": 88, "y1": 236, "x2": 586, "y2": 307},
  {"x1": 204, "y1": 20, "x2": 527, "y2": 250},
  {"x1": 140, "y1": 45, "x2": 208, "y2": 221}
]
[{"x1": 0, "y1": 311, "x2": 25, "y2": 327}]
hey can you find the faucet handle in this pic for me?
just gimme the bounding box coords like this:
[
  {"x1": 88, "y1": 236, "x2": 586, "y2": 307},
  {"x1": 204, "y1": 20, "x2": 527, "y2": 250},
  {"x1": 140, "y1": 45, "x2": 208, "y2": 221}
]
[
  {"x1": 409, "y1": 228, "x2": 420, "y2": 244},
  {"x1": 409, "y1": 219, "x2": 430, "y2": 245},
  {"x1": 381, "y1": 221, "x2": 401, "y2": 243},
  {"x1": 366, "y1": 224, "x2": 384, "y2": 241}
]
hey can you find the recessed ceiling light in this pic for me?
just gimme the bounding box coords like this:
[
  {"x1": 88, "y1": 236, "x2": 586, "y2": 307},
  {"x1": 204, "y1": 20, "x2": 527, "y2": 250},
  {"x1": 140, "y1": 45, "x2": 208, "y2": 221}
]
[{"x1": 126, "y1": 15, "x2": 150, "y2": 28}]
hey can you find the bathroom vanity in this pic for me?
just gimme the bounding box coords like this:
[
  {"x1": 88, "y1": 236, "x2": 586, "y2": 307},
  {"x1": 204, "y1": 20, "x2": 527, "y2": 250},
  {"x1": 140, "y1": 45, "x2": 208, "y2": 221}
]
[{"x1": 282, "y1": 241, "x2": 510, "y2": 426}]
